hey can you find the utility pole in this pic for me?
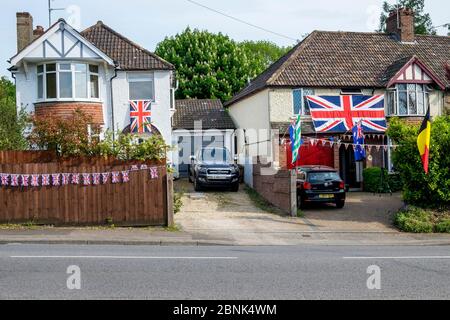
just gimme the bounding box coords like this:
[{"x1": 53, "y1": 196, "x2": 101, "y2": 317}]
[{"x1": 48, "y1": 0, "x2": 65, "y2": 27}]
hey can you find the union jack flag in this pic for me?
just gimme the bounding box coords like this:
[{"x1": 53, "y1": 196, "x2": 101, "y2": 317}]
[
  {"x1": 122, "y1": 171, "x2": 130, "y2": 183},
  {"x1": 130, "y1": 100, "x2": 152, "y2": 134},
  {"x1": 93, "y1": 173, "x2": 101, "y2": 185},
  {"x1": 72, "y1": 174, "x2": 80, "y2": 185},
  {"x1": 112, "y1": 172, "x2": 121, "y2": 184},
  {"x1": 102, "y1": 172, "x2": 110, "y2": 184},
  {"x1": 1, "y1": 174, "x2": 9, "y2": 186},
  {"x1": 31, "y1": 175, "x2": 39, "y2": 187},
  {"x1": 150, "y1": 167, "x2": 159, "y2": 179},
  {"x1": 52, "y1": 174, "x2": 60, "y2": 186},
  {"x1": 41, "y1": 174, "x2": 50, "y2": 186},
  {"x1": 11, "y1": 174, "x2": 19, "y2": 187},
  {"x1": 306, "y1": 95, "x2": 387, "y2": 133},
  {"x1": 21, "y1": 175, "x2": 30, "y2": 187},
  {"x1": 62, "y1": 173, "x2": 71, "y2": 185},
  {"x1": 82, "y1": 173, "x2": 91, "y2": 186}
]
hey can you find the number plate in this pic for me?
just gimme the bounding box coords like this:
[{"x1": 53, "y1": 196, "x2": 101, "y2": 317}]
[
  {"x1": 319, "y1": 194, "x2": 334, "y2": 199},
  {"x1": 209, "y1": 175, "x2": 227, "y2": 180}
]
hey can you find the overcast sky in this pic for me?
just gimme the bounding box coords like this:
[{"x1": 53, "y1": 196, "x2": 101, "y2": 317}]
[{"x1": 1, "y1": 0, "x2": 448, "y2": 78}]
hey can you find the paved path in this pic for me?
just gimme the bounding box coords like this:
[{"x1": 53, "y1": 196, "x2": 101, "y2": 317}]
[{"x1": 1, "y1": 244, "x2": 450, "y2": 299}]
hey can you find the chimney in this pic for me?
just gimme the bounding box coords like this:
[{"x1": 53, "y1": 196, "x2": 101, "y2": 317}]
[
  {"x1": 16, "y1": 12, "x2": 34, "y2": 52},
  {"x1": 386, "y1": 7, "x2": 415, "y2": 43},
  {"x1": 33, "y1": 26, "x2": 45, "y2": 39}
]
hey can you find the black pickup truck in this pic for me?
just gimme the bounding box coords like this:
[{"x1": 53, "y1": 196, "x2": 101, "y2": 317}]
[{"x1": 189, "y1": 147, "x2": 240, "y2": 192}]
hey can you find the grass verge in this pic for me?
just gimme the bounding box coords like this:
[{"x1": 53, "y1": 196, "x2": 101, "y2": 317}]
[
  {"x1": 394, "y1": 206, "x2": 450, "y2": 233},
  {"x1": 244, "y1": 186, "x2": 281, "y2": 215}
]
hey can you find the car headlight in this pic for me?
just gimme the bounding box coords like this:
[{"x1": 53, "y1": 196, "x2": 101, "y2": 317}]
[
  {"x1": 198, "y1": 166, "x2": 208, "y2": 174},
  {"x1": 231, "y1": 166, "x2": 239, "y2": 174}
]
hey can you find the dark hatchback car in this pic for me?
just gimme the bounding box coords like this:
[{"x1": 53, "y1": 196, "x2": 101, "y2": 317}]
[
  {"x1": 189, "y1": 147, "x2": 240, "y2": 192},
  {"x1": 296, "y1": 166, "x2": 346, "y2": 209}
]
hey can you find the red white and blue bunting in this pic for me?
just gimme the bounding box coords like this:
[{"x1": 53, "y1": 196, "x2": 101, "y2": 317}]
[{"x1": 0, "y1": 165, "x2": 162, "y2": 188}]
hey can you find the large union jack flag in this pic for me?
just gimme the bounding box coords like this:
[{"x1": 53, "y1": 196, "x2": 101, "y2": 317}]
[
  {"x1": 130, "y1": 100, "x2": 152, "y2": 134},
  {"x1": 306, "y1": 95, "x2": 387, "y2": 133}
]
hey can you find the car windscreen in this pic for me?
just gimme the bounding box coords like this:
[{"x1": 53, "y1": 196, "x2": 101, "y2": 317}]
[
  {"x1": 199, "y1": 148, "x2": 231, "y2": 163},
  {"x1": 308, "y1": 171, "x2": 341, "y2": 183}
]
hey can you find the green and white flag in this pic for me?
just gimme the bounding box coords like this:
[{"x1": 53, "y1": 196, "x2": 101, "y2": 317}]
[{"x1": 290, "y1": 115, "x2": 302, "y2": 164}]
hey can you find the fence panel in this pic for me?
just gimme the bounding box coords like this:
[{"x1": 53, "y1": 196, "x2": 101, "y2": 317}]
[{"x1": 0, "y1": 152, "x2": 169, "y2": 226}]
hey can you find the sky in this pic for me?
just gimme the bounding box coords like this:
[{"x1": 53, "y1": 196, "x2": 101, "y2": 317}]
[{"x1": 1, "y1": 0, "x2": 449, "y2": 78}]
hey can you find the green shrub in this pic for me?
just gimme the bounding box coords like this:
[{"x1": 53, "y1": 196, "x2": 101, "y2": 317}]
[
  {"x1": 435, "y1": 219, "x2": 450, "y2": 233},
  {"x1": 363, "y1": 167, "x2": 390, "y2": 193},
  {"x1": 394, "y1": 207, "x2": 434, "y2": 233},
  {"x1": 173, "y1": 192, "x2": 184, "y2": 214},
  {"x1": 387, "y1": 116, "x2": 450, "y2": 207},
  {"x1": 387, "y1": 172, "x2": 403, "y2": 192}
]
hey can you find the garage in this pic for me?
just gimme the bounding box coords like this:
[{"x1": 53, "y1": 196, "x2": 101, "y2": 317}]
[{"x1": 172, "y1": 99, "x2": 236, "y2": 178}]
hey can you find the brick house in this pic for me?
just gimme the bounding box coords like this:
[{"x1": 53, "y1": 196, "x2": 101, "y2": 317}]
[
  {"x1": 9, "y1": 13, "x2": 176, "y2": 158},
  {"x1": 226, "y1": 8, "x2": 450, "y2": 188}
]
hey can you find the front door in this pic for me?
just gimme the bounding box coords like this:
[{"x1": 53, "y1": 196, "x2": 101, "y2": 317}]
[{"x1": 339, "y1": 145, "x2": 361, "y2": 188}]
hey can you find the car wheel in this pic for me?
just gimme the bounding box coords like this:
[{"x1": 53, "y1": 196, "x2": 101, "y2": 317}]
[
  {"x1": 231, "y1": 182, "x2": 239, "y2": 192},
  {"x1": 194, "y1": 178, "x2": 202, "y2": 192},
  {"x1": 336, "y1": 200, "x2": 345, "y2": 209},
  {"x1": 188, "y1": 172, "x2": 193, "y2": 183}
]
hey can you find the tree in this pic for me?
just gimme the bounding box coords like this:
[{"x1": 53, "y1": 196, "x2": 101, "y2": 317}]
[
  {"x1": 239, "y1": 40, "x2": 291, "y2": 76},
  {"x1": 155, "y1": 28, "x2": 290, "y2": 102},
  {"x1": 0, "y1": 77, "x2": 28, "y2": 150},
  {"x1": 378, "y1": 0, "x2": 436, "y2": 35}
]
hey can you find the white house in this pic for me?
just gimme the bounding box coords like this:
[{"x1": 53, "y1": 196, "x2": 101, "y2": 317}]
[{"x1": 9, "y1": 13, "x2": 176, "y2": 157}]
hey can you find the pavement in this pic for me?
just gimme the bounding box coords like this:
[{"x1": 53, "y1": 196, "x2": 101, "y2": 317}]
[
  {"x1": 1, "y1": 244, "x2": 450, "y2": 299},
  {"x1": 0, "y1": 180, "x2": 449, "y2": 246}
]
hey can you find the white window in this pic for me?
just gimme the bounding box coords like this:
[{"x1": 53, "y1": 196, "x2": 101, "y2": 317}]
[
  {"x1": 128, "y1": 73, "x2": 154, "y2": 101},
  {"x1": 293, "y1": 88, "x2": 314, "y2": 116},
  {"x1": 36, "y1": 62, "x2": 100, "y2": 101},
  {"x1": 386, "y1": 84, "x2": 430, "y2": 116}
]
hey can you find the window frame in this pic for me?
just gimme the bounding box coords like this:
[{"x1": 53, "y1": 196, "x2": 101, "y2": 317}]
[
  {"x1": 293, "y1": 88, "x2": 315, "y2": 117},
  {"x1": 386, "y1": 83, "x2": 430, "y2": 117},
  {"x1": 127, "y1": 72, "x2": 155, "y2": 102},
  {"x1": 35, "y1": 62, "x2": 102, "y2": 103}
]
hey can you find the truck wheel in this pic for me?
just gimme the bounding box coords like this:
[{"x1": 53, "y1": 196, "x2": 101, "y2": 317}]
[
  {"x1": 194, "y1": 178, "x2": 202, "y2": 192},
  {"x1": 231, "y1": 182, "x2": 239, "y2": 192}
]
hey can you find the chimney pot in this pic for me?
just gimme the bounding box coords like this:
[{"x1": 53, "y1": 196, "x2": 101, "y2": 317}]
[
  {"x1": 386, "y1": 7, "x2": 415, "y2": 43},
  {"x1": 16, "y1": 12, "x2": 34, "y2": 52},
  {"x1": 33, "y1": 25, "x2": 45, "y2": 39}
]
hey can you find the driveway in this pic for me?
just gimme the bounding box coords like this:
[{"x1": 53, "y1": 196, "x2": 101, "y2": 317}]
[{"x1": 175, "y1": 180, "x2": 405, "y2": 245}]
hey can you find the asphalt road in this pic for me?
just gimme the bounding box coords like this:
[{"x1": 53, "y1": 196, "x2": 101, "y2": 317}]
[{"x1": 1, "y1": 244, "x2": 450, "y2": 300}]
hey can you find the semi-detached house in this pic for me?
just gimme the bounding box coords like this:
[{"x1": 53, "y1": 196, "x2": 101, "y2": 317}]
[{"x1": 226, "y1": 8, "x2": 450, "y2": 188}]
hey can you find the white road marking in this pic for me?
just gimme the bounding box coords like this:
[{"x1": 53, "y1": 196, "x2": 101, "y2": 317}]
[
  {"x1": 10, "y1": 256, "x2": 238, "y2": 260},
  {"x1": 343, "y1": 256, "x2": 450, "y2": 260}
]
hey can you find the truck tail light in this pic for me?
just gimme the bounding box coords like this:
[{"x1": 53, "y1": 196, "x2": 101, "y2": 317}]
[
  {"x1": 339, "y1": 181, "x2": 345, "y2": 190},
  {"x1": 303, "y1": 182, "x2": 312, "y2": 190}
]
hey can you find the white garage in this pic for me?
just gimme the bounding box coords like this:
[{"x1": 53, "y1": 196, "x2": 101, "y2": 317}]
[{"x1": 172, "y1": 99, "x2": 236, "y2": 178}]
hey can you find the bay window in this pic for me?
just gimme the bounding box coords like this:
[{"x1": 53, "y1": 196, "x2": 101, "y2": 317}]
[
  {"x1": 36, "y1": 62, "x2": 100, "y2": 101},
  {"x1": 386, "y1": 84, "x2": 430, "y2": 116}
]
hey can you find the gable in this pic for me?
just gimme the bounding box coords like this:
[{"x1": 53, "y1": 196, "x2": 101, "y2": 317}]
[
  {"x1": 10, "y1": 20, "x2": 115, "y2": 67},
  {"x1": 386, "y1": 56, "x2": 445, "y2": 89}
]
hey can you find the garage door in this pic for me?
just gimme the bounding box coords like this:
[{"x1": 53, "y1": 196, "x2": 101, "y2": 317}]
[{"x1": 176, "y1": 134, "x2": 225, "y2": 177}]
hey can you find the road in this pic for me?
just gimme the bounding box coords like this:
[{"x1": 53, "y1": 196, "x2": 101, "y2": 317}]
[{"x1": 1, "y1": 244, "x2": 450, "y2": 300}]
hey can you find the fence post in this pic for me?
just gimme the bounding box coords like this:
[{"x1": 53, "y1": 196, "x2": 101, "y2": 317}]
[
  {"x1": 166, "y1": 172, "x2": 174, "y2": 227},
  {"x1": 290, "y1": 169, "x2": 297, "y2": 217}
]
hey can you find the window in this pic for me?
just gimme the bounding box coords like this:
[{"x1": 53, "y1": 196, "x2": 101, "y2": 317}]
[
  {"x1": 293, "y1": 88, "x2": 315, "y2": 116},
  {"x1": 386, "y1": 84, "x2": 429, "y2": 116},
  {"x1": 36, "y1": 62, "x2": 100, "y2": 101},
  {"x1": 128, "y1": 73, "x2": 154, "y2": 101},
  {"x1": 341, "y1": 88, "x2": 363, "y2": 95}
]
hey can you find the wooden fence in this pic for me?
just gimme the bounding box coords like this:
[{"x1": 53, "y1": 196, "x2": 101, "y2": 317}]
[{"x1": 0, "y1": 151, "x2": 171, "y2": 226}]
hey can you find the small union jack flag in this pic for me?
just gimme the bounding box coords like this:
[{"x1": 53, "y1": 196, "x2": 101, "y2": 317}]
[
  {"x1": 21, "y1": 175, "x2": 30, "y2": 187},
  {"x1": 62, "y1": 173, "x2": 70, "y2": 185},
  {"x1": 131, "y1": 165, "x2": 139, "y2": 171},
  {"x1": 102, "y1": 172, "x2": 110, "y2": 184},
  {"x1": 82, "y1": 173, "x2": 91, "y2": 186},
  {"x1": 11, "y1": 174, "x2": 19, "y2": 187},
  {"x1": 92, "y1": 173, "x2": 101, "y2": 185},
  {"x1": 122, "y1": 171, "x2": 130, "y2": 183},
  {"x1": 150, "y1": 167, "x2": 159, "y2": 179},
  {"x1": 112, "y1": 172, "x2": 121, "y2": 184},
  {"x1": 72, "y1": 174, "x2": 80, "y2": 185},
  {"x1": 0, "y1": 174, "x2": 8, "y2": 186},
  {"x1": 52, "y1": 174, "x2": 60, "y2": 186},
  {"x1": 130, "y1": 100, "x2": 152, "y2": 134},
  {"x1": 31, "y1": 175, "x2": 40, "y2": 187},
  {"x1": 41, "y1": 174, "x2": 50, "y2": 186},
  {"x1": 140, "y1": 164, "x2": 148, "y2": 170}
]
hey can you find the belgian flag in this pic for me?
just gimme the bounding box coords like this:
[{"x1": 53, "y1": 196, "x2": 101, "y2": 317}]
[{"x1": 417, "y1": 107, "x2": 431, "y2": 174}]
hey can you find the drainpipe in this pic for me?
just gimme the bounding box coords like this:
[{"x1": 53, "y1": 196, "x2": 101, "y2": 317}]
[{"x1": 109, "y1": 62, "x2": 119, "y2": 141}]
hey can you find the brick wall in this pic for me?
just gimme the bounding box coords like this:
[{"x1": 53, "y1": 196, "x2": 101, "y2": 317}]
[
  {"x1": 35, "y1": 102, "x2": 104, "y2": 124},
  {"x1": 253, "y1": 160, "x2": 294, "y2": 214}
]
